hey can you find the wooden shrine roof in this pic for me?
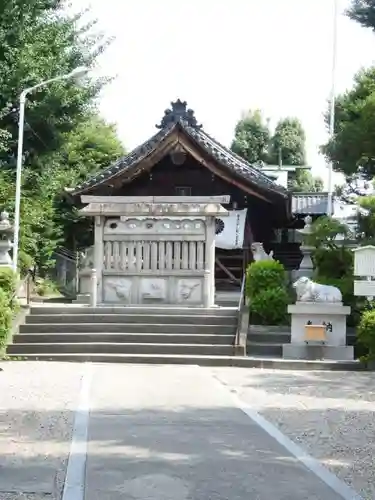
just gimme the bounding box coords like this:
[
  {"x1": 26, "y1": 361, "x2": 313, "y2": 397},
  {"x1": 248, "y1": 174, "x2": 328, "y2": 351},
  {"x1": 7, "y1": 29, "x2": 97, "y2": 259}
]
[{"x1": 71, "y1": 100, "x2": 289, "y2": 203}]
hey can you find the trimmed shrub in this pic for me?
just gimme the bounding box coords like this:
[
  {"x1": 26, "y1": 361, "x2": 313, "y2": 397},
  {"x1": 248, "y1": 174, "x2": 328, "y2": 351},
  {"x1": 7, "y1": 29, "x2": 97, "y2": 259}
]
[
  {"x1": 246, "y1": 260, "x2": 286, "y2": 298},
  {"x1": 246, "y1": 259, "x2": 289, "y2": 325},
  {"x1": 250, "y1": 287, "x2": 289, "y2": 325},
  {"x1": 357, "y1": 309, "x2": 375, "y2": 361}
]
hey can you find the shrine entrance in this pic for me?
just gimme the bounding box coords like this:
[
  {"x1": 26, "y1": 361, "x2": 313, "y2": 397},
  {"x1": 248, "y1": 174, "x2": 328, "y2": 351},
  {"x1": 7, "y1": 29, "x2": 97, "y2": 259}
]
[{"x1": 79, "y1": 195, "x2": 229, "y2": 307}]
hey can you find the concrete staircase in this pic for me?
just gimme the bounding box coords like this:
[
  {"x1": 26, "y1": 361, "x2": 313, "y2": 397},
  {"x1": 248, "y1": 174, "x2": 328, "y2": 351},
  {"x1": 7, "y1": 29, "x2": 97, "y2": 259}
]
[{"x1": 7, "y1": 305, "x2": 239, "y2": 364}]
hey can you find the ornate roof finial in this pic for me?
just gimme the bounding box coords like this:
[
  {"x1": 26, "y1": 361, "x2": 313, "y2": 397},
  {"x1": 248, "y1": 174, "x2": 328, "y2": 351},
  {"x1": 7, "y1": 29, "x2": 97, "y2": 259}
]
[{"x1": 156, "y1": 99, "x2": 202, "y2": 129}]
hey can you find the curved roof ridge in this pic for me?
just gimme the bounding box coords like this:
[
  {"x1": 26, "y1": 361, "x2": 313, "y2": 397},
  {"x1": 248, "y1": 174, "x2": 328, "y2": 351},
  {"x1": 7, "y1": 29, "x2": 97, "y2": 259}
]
[{"x1": 72, "y1": 123, "x2": 176, "y2": 194}]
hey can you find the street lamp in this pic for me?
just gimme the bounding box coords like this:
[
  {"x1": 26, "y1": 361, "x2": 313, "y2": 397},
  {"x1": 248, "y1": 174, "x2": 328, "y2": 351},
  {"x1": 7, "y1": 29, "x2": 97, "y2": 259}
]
[
  {"x1": 12, "y1": 66, "x2": 89, "y2": 273},
  {"x1": 327, "y1": 0, "x2": 339, "y2": 216}
]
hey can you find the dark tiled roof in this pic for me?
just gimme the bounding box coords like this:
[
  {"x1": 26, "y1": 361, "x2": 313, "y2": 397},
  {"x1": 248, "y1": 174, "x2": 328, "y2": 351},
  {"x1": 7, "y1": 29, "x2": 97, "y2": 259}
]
[{"x1": 72, "y1": 100, "x2": 288, "y2": 198}]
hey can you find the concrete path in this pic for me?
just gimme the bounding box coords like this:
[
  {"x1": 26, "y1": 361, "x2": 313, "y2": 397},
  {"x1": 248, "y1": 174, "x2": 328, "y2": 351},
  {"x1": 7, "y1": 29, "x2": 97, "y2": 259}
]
[{"x1": 82, "y1": 364, "x2": 346, "y2": 500}]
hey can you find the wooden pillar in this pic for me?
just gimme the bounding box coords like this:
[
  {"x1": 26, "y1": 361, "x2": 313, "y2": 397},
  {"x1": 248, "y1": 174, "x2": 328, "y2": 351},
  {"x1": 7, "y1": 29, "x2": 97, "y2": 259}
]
[{"x1": 94, "y1": 215, "x2": 104, "y2": 303}]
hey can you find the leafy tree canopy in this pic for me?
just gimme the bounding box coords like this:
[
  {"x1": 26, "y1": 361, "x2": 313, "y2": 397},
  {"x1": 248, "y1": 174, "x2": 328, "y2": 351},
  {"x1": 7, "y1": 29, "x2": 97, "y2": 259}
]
[
  {"x1": 322, "y1": 67, "x2": 375, "y2": 180},
  {"x1": 231, "y1": 112, "x2": 323, "y2": 192},
  {"x1": 0, "y1": 0, "x2": 123, "y2": 274},
  {"x1": 289, "y1": 170, "x2": 324, "y2": 193},
  {"x1": 347, "y1": 0, "x2": 375, "y2": 31},
  {"x1": 268, "y1": 117, "x2": 306, "y2": 166},
  {"x1": 231, "y1": 110, "x2": 270, "y2": 164}
]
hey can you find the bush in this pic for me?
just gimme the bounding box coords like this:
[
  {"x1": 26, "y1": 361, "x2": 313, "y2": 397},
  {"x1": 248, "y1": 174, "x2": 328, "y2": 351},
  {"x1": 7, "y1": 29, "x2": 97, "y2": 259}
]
[
  {"x1": 0, "y1": 289, "x2": 12, "y2": 348},
  {"x1": 0, "y1": 268, "x2": 17, "y2": 350},
  {"x1": 313, "y1": 247, "x2": 353, "y2": 279},
  {"x1": 246, "y1": 260, "x2": 289, "y2": 325},
  {"x1": 35, "y1": 278, "x2": 58, "y2": 297},
  {"x1": 18, "y1": 250, "x2": 35, "y2": 277},
  {"x1": 246, "y1": 260, "x2": 286, "y2": 298},
  {"x1": 0, "y1": 267, "x2": 17, "y2": 297},
  {"x1": 357, "y1": 309, "x2": 375, "y2": 361},
  {"x1": 250, "y1": 287, "x2": 289, "y2": 325}
]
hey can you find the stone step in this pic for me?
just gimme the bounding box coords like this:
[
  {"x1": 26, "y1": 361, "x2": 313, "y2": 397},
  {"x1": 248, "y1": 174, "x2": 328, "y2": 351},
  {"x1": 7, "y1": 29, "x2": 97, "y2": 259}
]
[
  {"x1": 247, "y1": 342, "x2": 283, "y2": 357},
  {"x1": 19, "y1": 323, "x2": 236, "y2": 335},
  {"x1": 25, "y1": 314, "x2": 236, "y2": 325},
  {"x1": 4, "y1": 352, "x2": 364, "y2": 370},
  {"x1": 249, "y1": 325, "x2": 289, "y2": 335},
  {"x1": 247, "y1": 331, "x2": 291, "y2": 344},
  {"x1": 13, "y1": 333, "x2": 234, "y2": 345},
  {"x1": 216, "y1": 301, "x2": 240, "y2": 307},
  {"x1": 7, "y1": 342, "x2": 234, "y2": 356},
  {"x1": 30, "y1": 306, "x2": 238, "y2": 317}
]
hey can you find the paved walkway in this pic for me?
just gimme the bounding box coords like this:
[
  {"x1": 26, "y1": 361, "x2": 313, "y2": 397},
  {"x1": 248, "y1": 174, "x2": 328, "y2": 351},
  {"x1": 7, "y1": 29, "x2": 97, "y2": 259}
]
[
  {"x1": 82, "y1": 365, "x2": 350, "y2": 499},
  {"x1": 0, "y1": 363, "x2": 363, "y2": 500}
]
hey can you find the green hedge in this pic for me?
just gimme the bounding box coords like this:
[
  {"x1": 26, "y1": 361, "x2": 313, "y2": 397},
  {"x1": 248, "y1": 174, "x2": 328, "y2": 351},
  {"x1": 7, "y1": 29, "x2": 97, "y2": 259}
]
[
  {"x1": 0, "y1": 268, "x2": 17, "y2": 351},
  {"x1": 246, "y1": 260, "x2": 289, "y2": 325}
]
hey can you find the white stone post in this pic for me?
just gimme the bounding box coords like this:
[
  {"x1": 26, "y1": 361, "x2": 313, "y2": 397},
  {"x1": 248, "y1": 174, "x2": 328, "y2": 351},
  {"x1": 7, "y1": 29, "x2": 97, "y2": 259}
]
[
  {"x1": 204, "y1": 216, "x2": 216, "y2": 307},
  {"x1": 90, "y1": 268, "x2": 97, "y2": 307},
  {"x1": 94, "y1": 215, "x2": 104, "y2": 303}
]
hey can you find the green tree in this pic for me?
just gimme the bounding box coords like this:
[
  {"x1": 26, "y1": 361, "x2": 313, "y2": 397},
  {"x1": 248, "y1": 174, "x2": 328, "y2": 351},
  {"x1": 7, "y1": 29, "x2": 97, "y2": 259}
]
[
  {"x1": 231, "y1": 109, "x2": 270, "y2": 164},
  {"x1": 322, "y1": 67, "x2": 375, "y2": 180},
  {"x1": 49, "y1": 114, "x2": 125, "y2": 250},
  {"x1": 268, "y1": 117, "x2": 306, "y2": 166},
  {"x1": 357, "y1": 195, "x2": 375, "y2": 242},
  {"x1": 0, "y1": 0, "x2": 109, "y2": 171},
  {"x1": 289, "y1": 170, "x2": 324, "y2": 193},
  {"x1": 0, "y1": 1, "x2": 115, "y2": 272},
  {"x1": 347, "y1": 0, "x2": 375, "y2": 30},
  {"x1": 268, "y1": 117, "x2": 323, "y2": 192}
]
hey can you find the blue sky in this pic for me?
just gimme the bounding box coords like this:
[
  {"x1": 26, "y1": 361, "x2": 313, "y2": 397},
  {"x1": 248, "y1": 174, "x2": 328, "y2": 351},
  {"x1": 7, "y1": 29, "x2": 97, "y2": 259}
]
[{"x1": 78, "y1": 0, "x2": 375, "y2": 185}]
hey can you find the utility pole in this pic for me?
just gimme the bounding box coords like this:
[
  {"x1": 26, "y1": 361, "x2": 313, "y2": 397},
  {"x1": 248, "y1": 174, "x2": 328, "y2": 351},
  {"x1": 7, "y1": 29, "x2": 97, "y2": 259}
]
[{"x1": 327, "y1": 0, "x2": 339, "y2": 216}]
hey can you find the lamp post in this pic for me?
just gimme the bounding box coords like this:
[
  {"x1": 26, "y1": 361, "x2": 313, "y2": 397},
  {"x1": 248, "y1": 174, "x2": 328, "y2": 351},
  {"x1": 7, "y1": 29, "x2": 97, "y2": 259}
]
[
  {"x1": 12, "y1": 66, "x2": 88, "y2": 273},
  {"x1": 327, "y1": 0, "x2": 339, "y2": 216}
]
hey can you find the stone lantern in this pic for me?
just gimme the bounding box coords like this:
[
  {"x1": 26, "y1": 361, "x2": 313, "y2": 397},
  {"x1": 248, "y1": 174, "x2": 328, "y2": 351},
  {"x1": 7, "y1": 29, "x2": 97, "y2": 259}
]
[
  {"x1": 0, "y1": 211, "x2": 13, "y2": 267},
  {"x1": 296, "y1": 215, "x2": 314, "y2": 278}
]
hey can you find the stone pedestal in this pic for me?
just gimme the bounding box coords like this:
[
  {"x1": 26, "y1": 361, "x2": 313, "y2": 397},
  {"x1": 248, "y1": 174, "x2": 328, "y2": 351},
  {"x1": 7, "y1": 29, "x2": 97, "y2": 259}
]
[
  {"x1": 295, "y1": 245, "x2": 314, "y2": 279},
  {"x1": 75, "y1": 269, "x2": 91, "y2": 303},
  {"x1": 283, "y1": 302, "x2": 354, "y2": 360}
]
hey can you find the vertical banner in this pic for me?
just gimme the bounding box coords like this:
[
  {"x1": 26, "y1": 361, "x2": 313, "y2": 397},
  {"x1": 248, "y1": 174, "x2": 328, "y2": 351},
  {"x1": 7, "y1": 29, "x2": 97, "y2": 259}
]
[{"x1": 215, "y1": 209, "x2": 247, "y2": 250}]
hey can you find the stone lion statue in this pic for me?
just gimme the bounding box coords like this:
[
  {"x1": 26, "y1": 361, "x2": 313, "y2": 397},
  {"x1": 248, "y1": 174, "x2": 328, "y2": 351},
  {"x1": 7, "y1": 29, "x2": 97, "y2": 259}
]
[
  {"x1": 293, "y1": 277, "x2": 342, "y2": 303},
  {"x1": 78, "y1": 246, "x2": 94, "y2": 270},
  {"x1": 251, "y1": 242, "x2": 274, "y2": 262}
]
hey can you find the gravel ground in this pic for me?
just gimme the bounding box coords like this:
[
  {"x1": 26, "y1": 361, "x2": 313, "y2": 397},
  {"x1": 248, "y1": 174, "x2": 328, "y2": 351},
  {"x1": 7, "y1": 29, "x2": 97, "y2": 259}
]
[
  {"x1": 0, "y1": 362, "x2": 82, "y2": 500},
  {"x1": 211, "y1": 367, "x2": 375, "y2": 500}
]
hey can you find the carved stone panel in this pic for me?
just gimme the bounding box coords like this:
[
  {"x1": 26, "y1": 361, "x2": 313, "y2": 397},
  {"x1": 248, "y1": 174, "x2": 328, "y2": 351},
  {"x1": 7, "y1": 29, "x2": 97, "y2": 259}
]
[
  {"x1": 140, "y1": 278, "x2": 167, "y2": 302},
  {"x1": 177, "y1": 279, "x2": 202, "y2": 304},
  {"x1": 104, "y1": 217, "x2": 205, "y2": 236},
  {"x1": 103, "y1": 277, "x2": 132, "y2": 304}
]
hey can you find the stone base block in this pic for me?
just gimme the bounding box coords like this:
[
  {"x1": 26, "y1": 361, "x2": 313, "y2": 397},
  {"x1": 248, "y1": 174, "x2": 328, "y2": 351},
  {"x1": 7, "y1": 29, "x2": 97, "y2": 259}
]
[
  {"x1": 74, "y1": 293, "x2": 90, "y2": 304},
  {"x1": 282, "y1": 343, "x2": 354, "y2": 361},
  {"x1": 288, "y1": 302, "x2": 351, "y2": 346}
]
